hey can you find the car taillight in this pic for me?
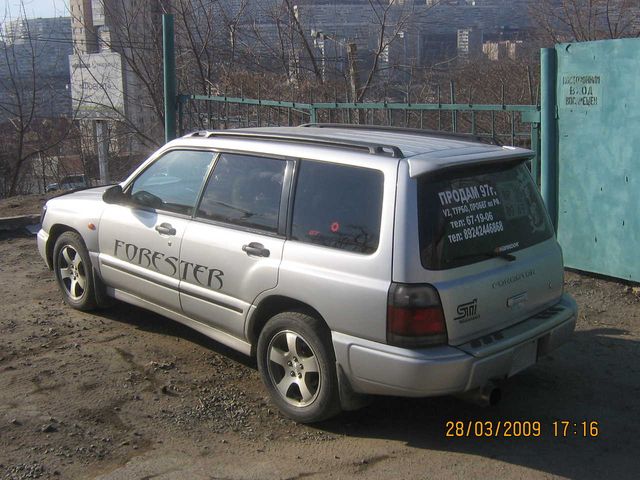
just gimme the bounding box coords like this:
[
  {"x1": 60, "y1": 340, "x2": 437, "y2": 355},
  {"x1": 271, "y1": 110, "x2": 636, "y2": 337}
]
[{"x1": 387, "y1": 283, "x2": 448, "y2": 348}]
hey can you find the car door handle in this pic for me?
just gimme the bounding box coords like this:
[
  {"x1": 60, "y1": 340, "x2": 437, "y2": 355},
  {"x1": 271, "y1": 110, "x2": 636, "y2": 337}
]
[
  {"x1": 155, "y1": 223, "x2": 176, "y2": 236},
  {"x1": 242, "y1": 242, "x2": 270, "y2": 257}
]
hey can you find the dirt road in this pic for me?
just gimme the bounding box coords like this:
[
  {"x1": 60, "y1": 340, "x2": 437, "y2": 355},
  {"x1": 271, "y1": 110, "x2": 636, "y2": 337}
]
[{"x1": 1, "y1": 233, "x2": 639, "y2": 479}]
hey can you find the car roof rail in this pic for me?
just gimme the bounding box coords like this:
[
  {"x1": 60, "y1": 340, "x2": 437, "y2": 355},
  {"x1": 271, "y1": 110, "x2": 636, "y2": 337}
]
[
  {"x1": 299, "y1": 123, "x2": 502, "y2": 146},
  {"x1": 186, "y1": 129, "x2": 405, "y2": 158}
]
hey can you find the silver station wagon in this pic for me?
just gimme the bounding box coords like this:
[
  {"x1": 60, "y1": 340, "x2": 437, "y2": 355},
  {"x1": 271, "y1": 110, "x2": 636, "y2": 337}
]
[{"x1": 37, "y1": 125, "x2": 577, "y2": 423}]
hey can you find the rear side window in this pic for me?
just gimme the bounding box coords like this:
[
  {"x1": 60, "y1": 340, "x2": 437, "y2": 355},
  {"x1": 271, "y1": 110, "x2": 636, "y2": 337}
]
[
  {"x1": 197, "y1": 153, "x2": 286, "y2": 232},
  {"x1": 291, "y1": 161, "x2": 383, "y2": 254},
  {"x1": 418, "y1": 162, "x2": 554, "y2": 269}
]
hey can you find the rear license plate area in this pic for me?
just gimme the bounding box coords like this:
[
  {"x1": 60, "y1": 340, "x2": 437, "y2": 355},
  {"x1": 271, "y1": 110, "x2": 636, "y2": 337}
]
[{"x1": 509, "y1": 339, "x2": 538, "y2": 376}]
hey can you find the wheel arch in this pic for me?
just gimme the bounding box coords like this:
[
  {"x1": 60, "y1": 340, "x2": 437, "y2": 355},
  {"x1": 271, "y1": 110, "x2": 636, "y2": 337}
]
[
  {"x1": 247, "y1": 295, "x2": 328, "y2": 356},
  {"x1": 46, "y1": 224, "x2": 82, "y2": 269},
  {"x1": 49, "y1": 225, "x2": 111, "y2": 309}
]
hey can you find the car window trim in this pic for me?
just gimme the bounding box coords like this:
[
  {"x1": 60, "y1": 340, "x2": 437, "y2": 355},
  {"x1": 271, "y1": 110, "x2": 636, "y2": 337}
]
[
  {"x1": 125, "y1": 204, "x2": 194, "y2": 222},
  {"x1": 189, "y1": 215, "x2": 286, "y2": 239},
  {"x1": 191, "y1": 152, "x2": 221, "y2": 219},
  {"x1": 285, "y1": 158, "x2": 300, "y2": 239},
  {"x1": 278, "y1": 159, "x2": 295, "y2": 236}
]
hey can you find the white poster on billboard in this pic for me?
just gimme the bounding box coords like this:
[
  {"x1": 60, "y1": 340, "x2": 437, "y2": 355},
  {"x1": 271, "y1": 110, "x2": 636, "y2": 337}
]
[{"x1": 69, "y1": 52, "x2": 125, "y2": 120}]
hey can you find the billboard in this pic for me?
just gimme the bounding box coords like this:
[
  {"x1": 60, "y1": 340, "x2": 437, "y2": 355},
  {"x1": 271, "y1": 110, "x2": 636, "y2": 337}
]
[{"x1": 69, "y1": 52, "x2": 125, "y2": 120}]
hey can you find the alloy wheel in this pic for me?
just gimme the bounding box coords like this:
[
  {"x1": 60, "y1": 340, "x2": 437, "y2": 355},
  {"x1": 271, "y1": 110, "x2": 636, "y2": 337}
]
[
  {"x1": 57, "y1": 245, "x2": 87, "y2": 300},
  {"x1": 266, "y1": 330, "x2": 322, "y2": 407}
]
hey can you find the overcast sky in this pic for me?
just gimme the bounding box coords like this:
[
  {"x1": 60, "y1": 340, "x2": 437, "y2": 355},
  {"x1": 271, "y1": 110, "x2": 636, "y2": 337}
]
[{"x1": 2, "y1": 0, "x2": 69, "y2": 19}]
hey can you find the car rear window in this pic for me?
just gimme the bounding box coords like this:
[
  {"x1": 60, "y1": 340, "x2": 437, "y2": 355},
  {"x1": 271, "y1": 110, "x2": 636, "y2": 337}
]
[{"x1": 418, "y1": 162, "x2": 554, "y2": 270}]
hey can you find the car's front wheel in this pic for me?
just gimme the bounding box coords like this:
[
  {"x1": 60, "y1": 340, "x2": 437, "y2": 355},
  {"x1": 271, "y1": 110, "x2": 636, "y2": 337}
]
[
  {"x1": 53, "y1": 231, "x2": 97, "y2": 311},
  {"x1": 257, "y1": 311, "x2": 341, "y2": 423}
]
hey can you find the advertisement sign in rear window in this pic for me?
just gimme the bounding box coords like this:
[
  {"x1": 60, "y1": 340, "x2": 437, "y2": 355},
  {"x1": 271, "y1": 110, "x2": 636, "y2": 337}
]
[{"x1": 418, "y1": 162, "x2": 554, "y2": 270}]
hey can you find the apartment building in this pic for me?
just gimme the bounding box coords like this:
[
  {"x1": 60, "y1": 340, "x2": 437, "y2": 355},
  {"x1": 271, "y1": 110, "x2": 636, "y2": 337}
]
[{"x1": 0, "y1": 17, "x2": 73, "y2": 121}]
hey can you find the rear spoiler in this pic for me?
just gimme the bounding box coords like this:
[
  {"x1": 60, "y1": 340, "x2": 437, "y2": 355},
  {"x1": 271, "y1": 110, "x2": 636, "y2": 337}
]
[{"x1": 407, "y1": 147, "x2": 534, "y2": 178}]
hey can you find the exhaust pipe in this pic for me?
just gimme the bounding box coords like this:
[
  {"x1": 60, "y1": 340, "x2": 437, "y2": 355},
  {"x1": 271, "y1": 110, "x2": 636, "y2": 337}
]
[{"x1": 456, "y1": 382, "x2": 502, "y2": 407}]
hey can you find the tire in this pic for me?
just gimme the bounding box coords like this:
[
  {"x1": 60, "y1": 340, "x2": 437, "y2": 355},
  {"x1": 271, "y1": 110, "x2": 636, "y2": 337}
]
[
  {"x1": 52, "y1": 231, "x2": 97, "y2": 311},
  {"x1": 257, "y1": 311, "x2": 341, "y2": 423}
]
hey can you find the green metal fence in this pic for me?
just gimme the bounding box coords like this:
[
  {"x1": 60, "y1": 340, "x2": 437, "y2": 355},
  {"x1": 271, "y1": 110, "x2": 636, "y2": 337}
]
[
  {"x1": 176, "y1": 94, "x2": 542, "y2": 182},
  {"x1": 161, "y1": 14, "x2": 541, "y2": 186}
]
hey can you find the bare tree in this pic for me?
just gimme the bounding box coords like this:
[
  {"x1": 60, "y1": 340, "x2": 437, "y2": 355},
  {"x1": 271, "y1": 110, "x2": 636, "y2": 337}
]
[
  {"x1": 0, "y1": 4, "x2": 79, "y2": 197},
  {"x1": 173, "y1": 0, "x2": 254, "y2": 93},
  {"x1": 231, "y1": 1, "x2": 323, "y2": 84},
  {"x1": 532, "y1": 0, "x2": 640, "y2": 43},
  {"x1": 354, "y1": 0, "x2": 413, "y2": 101},
  {"x1": 282, "y1": 0, "x2": 323, "y2": 83},
  {"x1": 97, "y1": 0, "x2": 167, "y2": 148}
]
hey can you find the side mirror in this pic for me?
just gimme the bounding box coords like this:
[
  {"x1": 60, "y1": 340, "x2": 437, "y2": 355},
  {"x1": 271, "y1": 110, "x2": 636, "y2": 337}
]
[
  {"x1": 102, "y1": 185, "x2": 125, "y2": 204},
  {"x1": 131, "y1": 190, "x2": 163, "y2": 209}
]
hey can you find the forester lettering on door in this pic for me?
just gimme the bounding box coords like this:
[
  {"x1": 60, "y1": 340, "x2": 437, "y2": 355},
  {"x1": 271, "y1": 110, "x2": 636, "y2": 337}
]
[{"x1": 114, "y1": 239, "x2": 224, "y2": 289}]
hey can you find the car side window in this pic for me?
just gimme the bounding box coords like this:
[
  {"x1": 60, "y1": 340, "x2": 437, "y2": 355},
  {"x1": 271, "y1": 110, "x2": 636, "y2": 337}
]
[
  {"x1": 129, "y1": 150, "x2": 214, "y2": 215},
  {"x1": 196, "y1": 153, "x2": 286, "y2": 233},
  {"x1": 291, "y1": 161, "x2": 384, "y2": 254}
]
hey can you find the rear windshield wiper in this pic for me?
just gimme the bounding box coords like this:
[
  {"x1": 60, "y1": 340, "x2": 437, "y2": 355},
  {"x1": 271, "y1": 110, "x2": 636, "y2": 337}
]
[{"x1": 448, "y1": 250, "x2": 516, "y2": 264}]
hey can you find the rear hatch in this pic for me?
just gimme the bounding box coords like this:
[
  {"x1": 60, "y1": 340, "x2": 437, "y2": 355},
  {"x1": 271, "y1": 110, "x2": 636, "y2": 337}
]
[{"x1": 416, "y1": 161, "x2": 563, "y2": 346}]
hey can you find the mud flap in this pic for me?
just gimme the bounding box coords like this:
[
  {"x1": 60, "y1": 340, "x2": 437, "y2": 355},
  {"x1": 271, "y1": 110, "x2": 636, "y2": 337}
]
[
  {"x1": 92, "y1": 267, "x2": 114, "y2": 308},
  {"x1": 336, "y1": 362, "x2": 372, "y2": 411}
]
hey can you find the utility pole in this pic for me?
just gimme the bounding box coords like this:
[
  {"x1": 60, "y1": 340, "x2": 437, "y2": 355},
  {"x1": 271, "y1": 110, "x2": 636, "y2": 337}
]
[
  {"x1": 95, "y1": 120, "x2": 109, "y2": 184},
  {"x1": 347, "y1": 42, "x2": 359, "y2": 102},
  {"x1": 163, "y1": 14, "x2": 176, "y2": 143},
  {"x1": 347, "y1": 42, "x2": 363, "y2": 124},
  {"x1": 311, "y1": 30, "x2": 327, "y2": 83}
]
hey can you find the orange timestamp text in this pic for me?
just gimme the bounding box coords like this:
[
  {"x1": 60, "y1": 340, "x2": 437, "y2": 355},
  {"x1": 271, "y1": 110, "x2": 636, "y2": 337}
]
[{"x1": 445, "y1": 420, "x2": 600, "y2": 438}]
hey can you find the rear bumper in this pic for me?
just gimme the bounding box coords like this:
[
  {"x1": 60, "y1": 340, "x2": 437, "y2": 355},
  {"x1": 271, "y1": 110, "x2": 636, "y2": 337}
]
[{"x1": 332, "y1": 294, "x2": 577, "y2": 397}]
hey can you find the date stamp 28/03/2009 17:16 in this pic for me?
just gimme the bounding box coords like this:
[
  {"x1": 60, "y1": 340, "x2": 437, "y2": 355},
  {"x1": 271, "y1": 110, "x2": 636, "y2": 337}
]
[{"x1": 445, "y1": 420, "x2": 600, "y2": 438}]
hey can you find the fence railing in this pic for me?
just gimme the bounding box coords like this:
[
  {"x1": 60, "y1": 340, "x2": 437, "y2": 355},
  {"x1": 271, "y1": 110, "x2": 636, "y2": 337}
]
[{"x1": 176, "y1": 94, "x2": 541, "y2": 183}]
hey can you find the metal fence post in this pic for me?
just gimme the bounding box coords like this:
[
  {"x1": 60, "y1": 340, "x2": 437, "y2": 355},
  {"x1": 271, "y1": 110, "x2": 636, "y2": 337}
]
[
  {"x1": 530, "y1": 120, "x2": 541, "y2": 186},
  {"x1": 541, "y1": 47, "x2": 558, "y2": 230},
  {"x1": 163, "y1": 14, "x2": 176, "y2": 143},
  {"x1": 450, "y1": 81, "x2": 457, "y2": 132},
  {"x1": 177, "y1": 95, "x2": 185, "y2": 137}
]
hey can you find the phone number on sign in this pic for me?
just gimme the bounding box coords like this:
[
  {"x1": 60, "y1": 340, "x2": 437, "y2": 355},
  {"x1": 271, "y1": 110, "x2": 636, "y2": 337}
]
[
  {"x1": 463, "y1": 220, "x2": 504, "y2": 240},
  {"x1": 445, "y1": 420, "x2": 600, "y2": 438}
]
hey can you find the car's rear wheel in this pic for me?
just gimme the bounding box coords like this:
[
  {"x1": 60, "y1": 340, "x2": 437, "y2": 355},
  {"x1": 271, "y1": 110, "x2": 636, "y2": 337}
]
[
  {"x1": 257, "y1": 311, "x2": 341, "y2": 423},
  {"x1": 53, "y1": 231, "x2": 97, "y2": 311}
]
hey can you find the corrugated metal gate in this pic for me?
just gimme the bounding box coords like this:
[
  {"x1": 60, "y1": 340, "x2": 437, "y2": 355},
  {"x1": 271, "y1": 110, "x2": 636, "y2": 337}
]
[{"x1": 552, "y1": 39, "x2": 639, "y2": 281}]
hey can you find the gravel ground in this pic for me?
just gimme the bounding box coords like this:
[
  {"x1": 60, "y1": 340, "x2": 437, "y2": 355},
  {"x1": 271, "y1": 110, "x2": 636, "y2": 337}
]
[{"x1": 0, "y1": 232, "x2": 639, "y2": 480}]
